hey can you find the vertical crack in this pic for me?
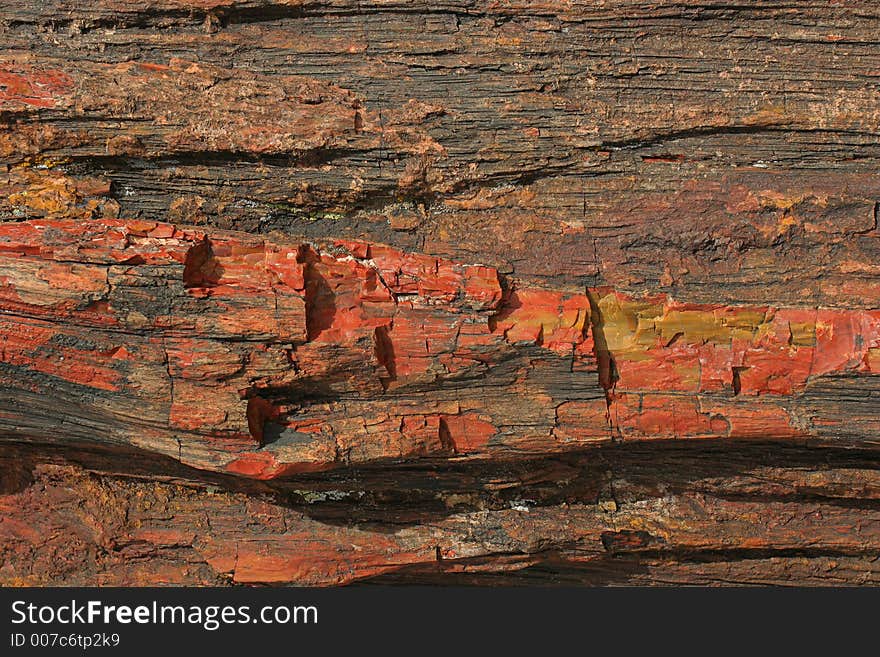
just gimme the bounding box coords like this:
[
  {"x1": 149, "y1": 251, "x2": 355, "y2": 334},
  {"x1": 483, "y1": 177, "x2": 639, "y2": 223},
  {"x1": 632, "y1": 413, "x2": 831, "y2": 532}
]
[{"x1": 585, "y1": 288, "x2": 618, "y2": 409}]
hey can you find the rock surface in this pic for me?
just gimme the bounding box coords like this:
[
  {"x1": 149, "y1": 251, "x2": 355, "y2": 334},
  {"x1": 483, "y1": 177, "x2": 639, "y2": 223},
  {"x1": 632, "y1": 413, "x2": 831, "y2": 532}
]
[{"x1": 1, "y1": 0, "x2": 878, "y2": 585}]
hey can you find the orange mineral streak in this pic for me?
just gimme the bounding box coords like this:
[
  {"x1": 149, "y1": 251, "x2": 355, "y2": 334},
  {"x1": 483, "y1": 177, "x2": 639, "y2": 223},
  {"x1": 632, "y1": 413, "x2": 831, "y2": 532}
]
[
  {"x1": 219, "y1": 530, "x2": 426, "y2": 585},
  {"x1": 491, "y1": 287, "x2": 591, "y2": 353},
  {"x1": 0, "y1": 65, "x2": 73, "y2": 108},
  {"x1": 225, "y1": 451, "x2": 333, "y2": 480},
  {"x1": 0, "y1": 218, "x2": 876, "y2": 479},
  {"x1": 0, "y1": 317, "x2": 121, "y2": 392}
]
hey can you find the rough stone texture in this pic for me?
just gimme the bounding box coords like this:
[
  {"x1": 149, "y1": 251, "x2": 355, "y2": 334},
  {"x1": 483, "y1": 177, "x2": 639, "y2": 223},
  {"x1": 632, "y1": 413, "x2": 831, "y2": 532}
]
[{"x1": 0, "y1": 1, "x2": 878, "y2": 585}]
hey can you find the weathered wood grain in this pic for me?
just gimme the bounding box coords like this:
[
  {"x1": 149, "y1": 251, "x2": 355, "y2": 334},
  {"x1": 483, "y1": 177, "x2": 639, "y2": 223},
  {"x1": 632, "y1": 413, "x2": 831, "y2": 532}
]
[
  {"x1": 1, "y1": 1, "x2": 878, "y2": 585},
  {"x1": 1, "y1": 440, "x2": 878, "y2": 585}
]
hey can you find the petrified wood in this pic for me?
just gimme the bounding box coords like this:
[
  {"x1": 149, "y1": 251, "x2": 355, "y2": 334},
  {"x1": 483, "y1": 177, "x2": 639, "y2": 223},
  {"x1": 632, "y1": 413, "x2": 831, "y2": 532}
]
[{"x1": 0, "y1": 1, "x2": 878, "y2": 586}]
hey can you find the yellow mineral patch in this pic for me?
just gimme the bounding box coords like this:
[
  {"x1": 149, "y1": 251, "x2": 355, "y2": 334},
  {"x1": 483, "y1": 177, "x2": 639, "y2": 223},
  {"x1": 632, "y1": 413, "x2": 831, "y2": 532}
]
[
  {"x1": 789, "y1": 321, "x2": 817, "y2": 347},
  {"x1": 867, "y1": 347, "x2": 880, "y2": 372},
  {"x1": 655, "y1": 309, "x2": 729, "y2": 344}
]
